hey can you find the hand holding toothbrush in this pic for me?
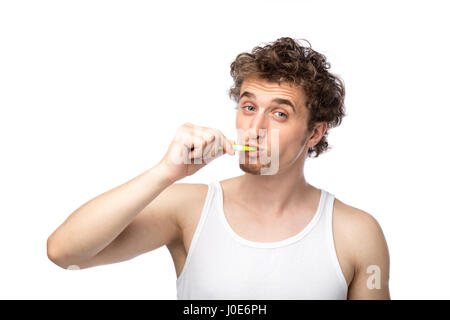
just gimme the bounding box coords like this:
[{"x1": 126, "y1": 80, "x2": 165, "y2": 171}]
[{"x1": 156, "y1": 123, "x2": 238, "y2": 182}]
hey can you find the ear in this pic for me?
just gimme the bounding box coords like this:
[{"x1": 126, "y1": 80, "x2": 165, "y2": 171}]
[{"x1": 306, "y1": 122, "x2": 327, "y2": 148}]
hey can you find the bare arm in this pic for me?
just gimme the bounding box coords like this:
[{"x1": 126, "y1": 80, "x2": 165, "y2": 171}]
[
  {"x1": 347, "y1": 211, "x2": 391, "y2": 299},
  {"x1": 46, "y1": 123, "x2": 235, "y2": 270},
  {"x1": 46, "y1": 164, "x2": 176, "y2": 269}
]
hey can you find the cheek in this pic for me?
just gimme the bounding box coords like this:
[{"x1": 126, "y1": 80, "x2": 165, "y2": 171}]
[
  {"x1": 268, "y1": 132, "x2": 291, "y2": 149},
  {"x1": 235, "y1": 115, "x2": 241, "y2": 128},
  {"x1": 235, "y1": 113, "x2": 248, "y2": 130},
  {"x1": 268, "y1": 132, "x2": 305, "y2": 154}
]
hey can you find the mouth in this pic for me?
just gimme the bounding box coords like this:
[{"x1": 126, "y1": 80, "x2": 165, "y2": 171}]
[{"x1": 243, "y1": 143, "x2": 264, "y2": 158}]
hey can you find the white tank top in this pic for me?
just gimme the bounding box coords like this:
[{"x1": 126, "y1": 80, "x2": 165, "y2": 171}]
[{"x1": 176, "y1": 180, "x2": 348, "y2": 299}]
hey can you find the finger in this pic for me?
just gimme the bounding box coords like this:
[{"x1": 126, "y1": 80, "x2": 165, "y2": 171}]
[
  {"x1": 189, "y1": 136, "x2": 204, "y2": 161},
  {"x1": 194, "y1": 134, "x2": 216, "y2": 164},
  {"x1": 201, "y1": 133, "x2": 217, "y2": 162},
  {"x1": 212, "y1": 129, "x2": 234, "y2": 155},
  {"x1": 205, "y1": 129, "x2": 224, "y2": 156},
  {"x1": 205, "y1": 135, "x2": 221, "y2": 160},
  {"x1": 207, "y1": 130, "x2": 223, "y2": 157},
  {"x1": 194, "y1": 131, "x2": 215, "y2": 155}
]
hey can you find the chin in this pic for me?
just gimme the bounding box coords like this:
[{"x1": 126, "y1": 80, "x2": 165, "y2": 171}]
[
  {"x1": 239, "y1": 163, "x2": 262, "y2": 175},
  {"x1": 239, "y1": 160, "x2": 277, "y2": 175},
  {"x1": 238, "y1": 150, "x2": 280, "y2": 175}
]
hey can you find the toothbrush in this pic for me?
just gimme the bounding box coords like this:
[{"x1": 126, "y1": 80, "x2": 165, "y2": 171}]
[
  {"x1": 218, "y1": 144, "x2": 258, "y2": 151},
  {"x1": 190, "y1": 144, "x2": 258, "y2": 152}
]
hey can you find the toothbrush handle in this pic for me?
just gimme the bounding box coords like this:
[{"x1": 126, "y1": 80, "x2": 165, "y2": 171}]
[{"x1": 218, "y1": 144, "x2": 257, "y2": 151}]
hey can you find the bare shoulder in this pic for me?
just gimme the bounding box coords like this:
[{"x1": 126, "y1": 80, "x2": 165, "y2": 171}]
[
  {"x1": 333, "y1": 197, "x2": 390, "y2": 298},
  {"x1": 333, "y1": 197, "x2": 389, "y2": 260},
  {"x1": 333, "y1": 197, "x2": 385, "y2": 240},
  {"x1": 170, "y1": 182, "x2": 209, "y2": 235}
]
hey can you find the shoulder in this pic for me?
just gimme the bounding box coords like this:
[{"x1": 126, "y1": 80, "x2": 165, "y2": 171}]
[
  {"x1": 333, "y1": 197, "x2": 390, "y2": 280},
  {"x1": 332, "y1": 197, "x2": 391, "y2": 299},
  {"x1": 170, "y1": 182, "x2": 209, "y2": 234},
  {"x1": 333, "y1": 197, "x2": 386, "y2": 241},
  {"x1": 166, "y1": 182, "x2": 209, "y2": 199}
]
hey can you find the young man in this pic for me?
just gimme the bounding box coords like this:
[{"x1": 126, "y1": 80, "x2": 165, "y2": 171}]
[{"x1": 47, "y1": 37, "x2": 390, "y2": 300}]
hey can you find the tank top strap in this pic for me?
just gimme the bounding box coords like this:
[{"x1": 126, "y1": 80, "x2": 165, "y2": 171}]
[
  {"x1": 321, "y1": 189, "x2": 348, "y2": 292},
  {"x1": 175, "y1": 180, "x2": 218, "y2": 289}
]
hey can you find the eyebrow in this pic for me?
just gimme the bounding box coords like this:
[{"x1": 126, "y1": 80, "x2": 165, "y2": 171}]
[{"x1": 239, "y1": 91, "x2": 297, "y2": 113}]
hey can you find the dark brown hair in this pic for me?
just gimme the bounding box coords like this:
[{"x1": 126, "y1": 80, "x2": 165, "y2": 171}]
[{"x1": 228, "y1": 37, "x2": 346, "y2": 158}]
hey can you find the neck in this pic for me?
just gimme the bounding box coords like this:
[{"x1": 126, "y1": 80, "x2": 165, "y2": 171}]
[{"x1": 235, "y1": 158, "x2": 315, "y2": 217}]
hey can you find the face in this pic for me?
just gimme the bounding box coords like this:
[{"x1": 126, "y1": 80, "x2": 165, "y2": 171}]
[{"x1": 235, "y1": 77, "x2": 322, "y2": 175}]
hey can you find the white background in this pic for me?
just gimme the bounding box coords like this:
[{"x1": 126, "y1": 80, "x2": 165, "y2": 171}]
[{"x1": 1, "y1": 0, "x2": 449, "y2": 299}]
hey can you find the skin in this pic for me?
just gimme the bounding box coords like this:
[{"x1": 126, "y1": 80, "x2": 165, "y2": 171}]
[
  {"x1": 233, "y1": 76, "x2": 321, "y2": 211},
  {"x1": 223, "y1": 77, "x2": 391, "y2": 299},
  {"x1": 47, "y1": 77, "x2": 390, "y2": 300}
]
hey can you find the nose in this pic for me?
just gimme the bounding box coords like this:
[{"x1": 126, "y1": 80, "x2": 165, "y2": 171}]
[{"x1": 247, "y1": 113, "x2": 267, "y2": 141}]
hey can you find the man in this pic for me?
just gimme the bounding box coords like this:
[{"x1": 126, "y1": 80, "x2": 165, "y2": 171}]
[{"x1": 47, "y1": 37, "x2": 390, "y2": 299}]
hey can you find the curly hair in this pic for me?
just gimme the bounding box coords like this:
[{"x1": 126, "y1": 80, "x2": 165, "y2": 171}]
[{"x1": 228, "y1": 37, "x2": 346, "y2": 158}]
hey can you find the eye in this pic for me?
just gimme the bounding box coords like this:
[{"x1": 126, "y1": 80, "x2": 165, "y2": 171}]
[
  {"x1": 243, "y1": 105, "x2": 255, "y2": 111},
  {"x1": 275, "y1": 111, "x2": 287, "y2": 118},
  {"x1": 241, "y1": 105, "x2": 287, "y2": 119}
]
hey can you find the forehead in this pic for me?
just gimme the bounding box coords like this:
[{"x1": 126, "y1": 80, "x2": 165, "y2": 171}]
[{"x1": 240, "y1": 77, "x2": 306, "y2": 107}]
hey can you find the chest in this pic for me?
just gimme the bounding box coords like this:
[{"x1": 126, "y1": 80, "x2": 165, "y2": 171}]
[
  {"x1": 170, "y1": 198, "x2": 354, "y2": 289},
  {"x1": 223, "y1": 202, "x2": 318, "y2": 242}
]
